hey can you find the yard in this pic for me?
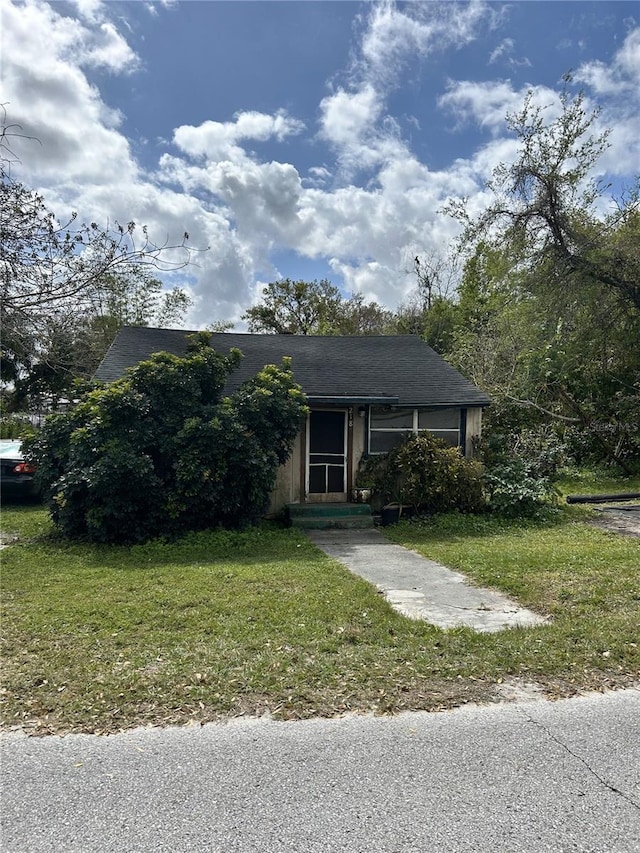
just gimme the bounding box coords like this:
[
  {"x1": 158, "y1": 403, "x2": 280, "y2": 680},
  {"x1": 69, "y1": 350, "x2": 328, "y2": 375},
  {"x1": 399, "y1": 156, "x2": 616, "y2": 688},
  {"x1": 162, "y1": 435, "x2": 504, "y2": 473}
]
[{"x1": 1, "y1": 482, "x2": 639, "y2": 735}]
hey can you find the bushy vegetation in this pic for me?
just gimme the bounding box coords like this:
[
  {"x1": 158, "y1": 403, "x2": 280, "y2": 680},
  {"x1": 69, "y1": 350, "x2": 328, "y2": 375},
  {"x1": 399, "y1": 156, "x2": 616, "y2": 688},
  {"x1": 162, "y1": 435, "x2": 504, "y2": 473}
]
[
  {"x1": 357, "y1": 432, "x2": 485, "y2": 515},
  {"x1": 0, "y1": 414, "x2": 37, "y2": 439},
  {"x1": 357, "y1": 426, "x2": 562, "y2": 519},
  {"x1": 25, "y1": 334, "x2": 307, "y2": 544},
  {"x1": 476, "y1": 412, "x2": 564, "y2": 517}
]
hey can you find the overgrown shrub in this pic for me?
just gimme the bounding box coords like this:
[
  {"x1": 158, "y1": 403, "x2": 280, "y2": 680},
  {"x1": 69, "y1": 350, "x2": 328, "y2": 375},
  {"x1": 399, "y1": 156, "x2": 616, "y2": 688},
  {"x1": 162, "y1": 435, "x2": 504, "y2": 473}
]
[
  {"x1": 483, "y1": 460, "x2": 557, "y2": 518},
  {"x1": 477, "y1": 418, "x2": 562, "y2": 517},
  {"x1": 0, "y1": 414, "x2": 37, "y2": 439},
  {"x1": 356, "y1": 432, "x2": 485, "y2": 515},
  {"x1": 25, "y1": 335, "x2": 307, "y2": 543}
]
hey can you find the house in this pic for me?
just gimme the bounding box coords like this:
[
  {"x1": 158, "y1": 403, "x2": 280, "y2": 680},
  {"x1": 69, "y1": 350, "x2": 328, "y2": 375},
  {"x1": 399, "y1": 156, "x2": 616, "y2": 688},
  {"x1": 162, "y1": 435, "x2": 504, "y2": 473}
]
[{"x1": 95, "y1": 327, "x2": 490, "y2": 514}]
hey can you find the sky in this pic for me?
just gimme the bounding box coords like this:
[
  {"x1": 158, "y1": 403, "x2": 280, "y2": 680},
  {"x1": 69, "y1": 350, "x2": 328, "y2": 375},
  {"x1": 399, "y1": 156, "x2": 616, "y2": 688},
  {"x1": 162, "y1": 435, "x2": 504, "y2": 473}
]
[{"x1": 2, "y1": 0, "x2": 639, "y2": 329}]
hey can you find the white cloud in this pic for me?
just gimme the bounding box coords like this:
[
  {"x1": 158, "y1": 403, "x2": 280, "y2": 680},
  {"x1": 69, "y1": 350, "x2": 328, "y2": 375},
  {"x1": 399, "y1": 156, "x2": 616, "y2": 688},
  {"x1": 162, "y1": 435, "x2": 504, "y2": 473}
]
[
  {"x1": 3, "y1": 0, "x2": 638, "y2": 331},
  {"x1": 320, "y1": 85, "x2": 382, "y2": 151},
  {"x1": 489, "y1": 38, "x2": 514, "y2": 64},
  {"x1": 173, "y1": 110, "x2": 305, "y2": 162},
  {"x1": 574, "y1": 27, "x2": 640, "y2": 95},
  {"x1": 360, "y1": 0, "x2": 489, "y2": 86},
  {"x1": 84, "y1": 21, "x2": 138, "y2": 72},
  {"x1": 574, "y1": 28, "x2": 640, "y2": 177},
  {"x1": 438, "y1": 80, "x2": 564, "y2": 136}
]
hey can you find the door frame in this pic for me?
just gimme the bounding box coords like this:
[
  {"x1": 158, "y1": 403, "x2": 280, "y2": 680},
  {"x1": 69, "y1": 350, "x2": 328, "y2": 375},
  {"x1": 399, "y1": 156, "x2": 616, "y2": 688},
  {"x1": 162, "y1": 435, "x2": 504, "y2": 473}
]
[{"x1": 303, "y1": 407, "x2": 353, "y2": 503}]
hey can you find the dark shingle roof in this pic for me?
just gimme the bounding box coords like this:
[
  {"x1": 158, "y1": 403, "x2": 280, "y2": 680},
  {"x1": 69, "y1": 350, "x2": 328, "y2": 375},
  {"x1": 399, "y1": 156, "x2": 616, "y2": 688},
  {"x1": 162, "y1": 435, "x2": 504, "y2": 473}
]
[{"x1": 94, "y1": 327, "x2": 490, "y2": 408}]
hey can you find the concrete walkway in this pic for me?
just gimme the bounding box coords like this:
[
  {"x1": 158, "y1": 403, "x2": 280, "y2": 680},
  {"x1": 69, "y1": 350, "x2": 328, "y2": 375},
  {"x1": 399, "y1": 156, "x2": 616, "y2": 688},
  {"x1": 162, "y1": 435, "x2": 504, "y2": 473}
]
[{"x1": 306, "y1": 528, "x2": 547, "y2": 633}]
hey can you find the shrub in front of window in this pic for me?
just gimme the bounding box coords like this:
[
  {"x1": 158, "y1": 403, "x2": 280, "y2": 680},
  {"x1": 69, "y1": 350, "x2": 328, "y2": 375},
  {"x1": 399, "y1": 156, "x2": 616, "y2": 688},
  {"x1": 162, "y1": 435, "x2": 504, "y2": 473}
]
[{"x1": 357, "y1": 432, "x2": 485, "y2": 515}]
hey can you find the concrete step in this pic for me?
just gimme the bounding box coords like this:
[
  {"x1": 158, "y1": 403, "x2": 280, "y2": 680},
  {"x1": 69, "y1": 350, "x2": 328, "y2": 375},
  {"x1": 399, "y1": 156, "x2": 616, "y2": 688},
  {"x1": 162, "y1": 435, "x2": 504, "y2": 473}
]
[
  {"x1": 287, "y1": 502, "x2": 372, "y2": 518},
  {"x1": 287, "y1": 502, "x2": 374, "y2": 529},
  {"x1": 290, "y1": 515, "x2": 375, "y2": 530}
]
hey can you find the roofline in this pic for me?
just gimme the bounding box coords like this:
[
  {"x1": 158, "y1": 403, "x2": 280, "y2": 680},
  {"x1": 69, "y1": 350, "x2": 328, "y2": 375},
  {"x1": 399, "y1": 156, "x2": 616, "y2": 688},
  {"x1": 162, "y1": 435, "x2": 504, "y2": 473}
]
[{"x1": 306, "y1": 395, "x2": 400, "y2": 405}]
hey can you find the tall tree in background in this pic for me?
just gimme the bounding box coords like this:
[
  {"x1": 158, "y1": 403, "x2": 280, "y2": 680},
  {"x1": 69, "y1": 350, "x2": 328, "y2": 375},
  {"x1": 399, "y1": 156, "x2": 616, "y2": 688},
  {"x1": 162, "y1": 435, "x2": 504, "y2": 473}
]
[
  {"x1": 449, "y1": 86, "x2": 640, "y2": 313},
  {"x1": 447, "y1": 88, "x2": 640, "y2": 470},
  {"x1": 395, "y1": 253, "x2": 459, "y2": 353},
  {"x1": 1, "y1": 114, "x2": 193, "y2": 410},
  {"x1": 243, "y1": 278, "x2": 393, "y2": 336}
]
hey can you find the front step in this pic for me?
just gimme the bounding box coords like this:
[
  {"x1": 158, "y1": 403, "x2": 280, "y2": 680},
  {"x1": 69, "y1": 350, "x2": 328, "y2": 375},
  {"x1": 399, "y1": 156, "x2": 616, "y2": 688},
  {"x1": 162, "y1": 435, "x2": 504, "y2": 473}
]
[{"x1": 287, "y1": 502, "x2": 374, "y2": 530}]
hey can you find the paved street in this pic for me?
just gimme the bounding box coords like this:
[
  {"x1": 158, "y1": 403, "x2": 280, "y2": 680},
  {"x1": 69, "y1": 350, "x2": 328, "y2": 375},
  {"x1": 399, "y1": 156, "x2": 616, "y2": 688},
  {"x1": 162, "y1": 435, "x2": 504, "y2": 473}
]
[{"x1": 2, "y1": 689, "x2": 639, "y2": 852}]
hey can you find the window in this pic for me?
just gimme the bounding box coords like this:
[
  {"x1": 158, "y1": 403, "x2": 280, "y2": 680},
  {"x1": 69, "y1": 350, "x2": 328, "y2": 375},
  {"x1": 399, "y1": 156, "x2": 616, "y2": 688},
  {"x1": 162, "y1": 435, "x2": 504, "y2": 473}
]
[
  {"x1": 368, "y1": 407, "x2": 461, "y2": 454},
  {"x1": 417, "y1": 409, "x2": 461, "y2": 447}
]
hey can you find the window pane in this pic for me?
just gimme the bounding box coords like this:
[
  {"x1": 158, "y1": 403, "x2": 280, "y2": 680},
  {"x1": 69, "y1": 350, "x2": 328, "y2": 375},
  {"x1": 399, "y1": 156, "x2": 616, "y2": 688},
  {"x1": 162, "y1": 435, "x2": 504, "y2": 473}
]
[
  {"x1": 418, "y1": 408, "x2": 460, "y2": 430},
  {"x1": 425, "y1": 429, "x2": 460, "y2": 447},
  {"x1": 369, "y1": 431, "x2": 407, "y2": 454},
  {"x1": 370, "y1": 408, "x2": 413, "y2": 429},
  {"x1": 327, "y1": 465, "x2": 345, "y2": 492},
  {"x1": 309, "y1": 466, "x2": 326, "y2": 493}
]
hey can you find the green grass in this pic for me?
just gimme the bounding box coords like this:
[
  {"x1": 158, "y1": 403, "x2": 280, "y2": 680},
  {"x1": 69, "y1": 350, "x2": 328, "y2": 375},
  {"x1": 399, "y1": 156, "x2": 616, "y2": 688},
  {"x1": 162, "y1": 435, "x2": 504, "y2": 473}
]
[
  {"x1": 1, "y1": 502, "x2": 638, "y2": 735},
  {"x1": 556, "y1": 468, "x2": 640, "y2": 498}
]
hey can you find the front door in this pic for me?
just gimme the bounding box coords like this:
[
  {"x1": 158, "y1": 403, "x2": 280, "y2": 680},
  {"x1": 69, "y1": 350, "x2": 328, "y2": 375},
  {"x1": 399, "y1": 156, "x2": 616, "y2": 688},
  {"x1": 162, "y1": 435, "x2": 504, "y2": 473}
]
[{"x1": 307, "y1": 410, "x2": 347, "y2": 501}]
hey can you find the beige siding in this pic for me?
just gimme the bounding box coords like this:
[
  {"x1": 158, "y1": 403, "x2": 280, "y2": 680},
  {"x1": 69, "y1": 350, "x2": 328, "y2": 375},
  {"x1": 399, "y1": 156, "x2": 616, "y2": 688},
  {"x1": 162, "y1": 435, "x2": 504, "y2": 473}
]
[
  {"x1": 267, "y1": 431, "x2": 302, "y2": 514},
  {"x1": 465, "y1": 407, "x2": 483, "y2": 457}
]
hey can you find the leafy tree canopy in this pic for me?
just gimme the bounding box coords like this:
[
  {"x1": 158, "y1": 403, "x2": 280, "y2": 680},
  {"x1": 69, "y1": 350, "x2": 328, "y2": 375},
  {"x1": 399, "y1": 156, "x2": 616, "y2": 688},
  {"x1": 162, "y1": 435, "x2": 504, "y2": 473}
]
[
  {"x1": 242, "y1": 278, "x2": 393, "y2": 336},
  {"x1": 1, "y1": 114, "x2": 193, "y2": 411}
]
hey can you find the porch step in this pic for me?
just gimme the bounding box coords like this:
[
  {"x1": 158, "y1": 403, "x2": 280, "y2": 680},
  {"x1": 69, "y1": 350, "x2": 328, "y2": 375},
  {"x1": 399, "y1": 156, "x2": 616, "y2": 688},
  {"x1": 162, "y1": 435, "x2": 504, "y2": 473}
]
[{"x1": 287, "y1": 502, "x2": 374, "y2": 530}]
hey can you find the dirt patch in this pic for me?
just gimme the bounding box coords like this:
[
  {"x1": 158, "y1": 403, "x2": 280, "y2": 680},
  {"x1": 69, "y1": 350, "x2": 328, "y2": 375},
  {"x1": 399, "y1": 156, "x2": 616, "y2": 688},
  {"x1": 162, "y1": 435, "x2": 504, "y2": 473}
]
[
  {"x1": 590, "y1": 506, "x2": 640, "y2": 539},
  {"x1": 492, "y1": 678, "x2": 547, "y2": 703}
]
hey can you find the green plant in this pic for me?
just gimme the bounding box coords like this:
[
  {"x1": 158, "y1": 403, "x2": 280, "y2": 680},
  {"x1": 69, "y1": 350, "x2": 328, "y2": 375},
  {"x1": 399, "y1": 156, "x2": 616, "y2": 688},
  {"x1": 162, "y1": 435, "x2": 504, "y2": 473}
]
[
  {"x1": 25, "y1": 335, "x2": 307, "y2": 543},
  {"x1": 357, "y1": 433, "x2": 485, "y2": 514},
  {"x1": 483, "y1": 460, "x2": 557, "y2": 518},
  {"x1": 0, "y1": 414, "x2": 37, "y2": 439}
]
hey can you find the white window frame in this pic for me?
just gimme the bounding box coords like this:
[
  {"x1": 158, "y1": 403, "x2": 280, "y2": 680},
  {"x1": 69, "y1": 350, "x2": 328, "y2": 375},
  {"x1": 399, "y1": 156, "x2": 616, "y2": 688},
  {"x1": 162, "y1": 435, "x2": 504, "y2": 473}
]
[{"x1": 368, "y1": 407, "x2": 461, "y2": 455}]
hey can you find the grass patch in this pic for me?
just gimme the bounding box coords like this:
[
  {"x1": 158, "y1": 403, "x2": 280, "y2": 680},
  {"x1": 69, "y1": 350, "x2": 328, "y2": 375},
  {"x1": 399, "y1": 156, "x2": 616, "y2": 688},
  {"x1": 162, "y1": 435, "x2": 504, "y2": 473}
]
[
  {"x1": 1, "y1": 503, "x2": 639, "y2": 735},
  {"x1": 556, "y1": 468, "x2": 640, "y2": 498}
]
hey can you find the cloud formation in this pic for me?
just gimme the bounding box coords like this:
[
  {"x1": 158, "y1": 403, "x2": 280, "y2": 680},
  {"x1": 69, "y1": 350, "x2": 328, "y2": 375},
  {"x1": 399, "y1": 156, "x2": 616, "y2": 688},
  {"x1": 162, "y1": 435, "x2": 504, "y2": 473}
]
[{"x1": 3, "y1": 0, "x2": 638, "y2": 329}]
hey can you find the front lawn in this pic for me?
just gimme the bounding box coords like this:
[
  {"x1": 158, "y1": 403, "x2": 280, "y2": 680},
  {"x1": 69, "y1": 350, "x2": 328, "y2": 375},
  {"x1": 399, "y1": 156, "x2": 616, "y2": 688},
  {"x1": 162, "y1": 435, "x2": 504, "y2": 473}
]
[{"x1": 1, "y1": 504, "x2": 638, "y2": 735}]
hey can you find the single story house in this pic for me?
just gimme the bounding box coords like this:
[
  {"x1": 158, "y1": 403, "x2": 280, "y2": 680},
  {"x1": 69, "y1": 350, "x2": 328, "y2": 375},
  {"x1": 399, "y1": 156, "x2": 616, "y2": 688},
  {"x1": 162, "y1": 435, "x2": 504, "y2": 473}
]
[{"x1": 95, "y1": 328, "x2": 490, "y2": 513}]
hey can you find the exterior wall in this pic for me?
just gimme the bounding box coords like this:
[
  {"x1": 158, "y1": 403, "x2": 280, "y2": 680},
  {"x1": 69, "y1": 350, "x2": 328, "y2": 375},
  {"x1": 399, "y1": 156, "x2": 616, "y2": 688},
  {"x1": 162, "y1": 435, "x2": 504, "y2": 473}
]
[
  {"x1": 266, "y1": 404, "x2": 484, "y2": 513},
  {"x1": 267, "y1": 430, "x2": 302, "y2": 514},
  {"x1": 351, "y1": 409, "x2": 367, "y2": 481},
  {"x1": 465, "y1": 406, "x2": 483, "y2": 457}
]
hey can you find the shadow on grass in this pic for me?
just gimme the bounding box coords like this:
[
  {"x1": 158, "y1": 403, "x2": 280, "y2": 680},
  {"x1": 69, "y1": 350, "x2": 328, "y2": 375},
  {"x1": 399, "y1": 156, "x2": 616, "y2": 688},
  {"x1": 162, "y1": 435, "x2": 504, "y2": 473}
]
[
  {"x1": 2, "y1": 508, "x2": 328, "y2": 572},
  {"x1": 386, "y1": 506, "x2": 589, "y2": 546}
]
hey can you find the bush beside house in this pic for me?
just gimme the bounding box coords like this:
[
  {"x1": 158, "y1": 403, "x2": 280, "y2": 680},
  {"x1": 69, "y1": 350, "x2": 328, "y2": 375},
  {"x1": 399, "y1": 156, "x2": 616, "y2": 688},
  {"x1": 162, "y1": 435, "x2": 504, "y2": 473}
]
[{"x1": 26, "y1": 335, "x2": 307, "y2": 544}]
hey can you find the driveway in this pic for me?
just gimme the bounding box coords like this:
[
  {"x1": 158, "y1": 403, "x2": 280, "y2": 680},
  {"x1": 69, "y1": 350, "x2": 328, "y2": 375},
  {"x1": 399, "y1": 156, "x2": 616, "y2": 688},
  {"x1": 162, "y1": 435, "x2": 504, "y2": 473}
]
[{"x1": 591, "y1": 505, "x2": 640, "y2": 538}]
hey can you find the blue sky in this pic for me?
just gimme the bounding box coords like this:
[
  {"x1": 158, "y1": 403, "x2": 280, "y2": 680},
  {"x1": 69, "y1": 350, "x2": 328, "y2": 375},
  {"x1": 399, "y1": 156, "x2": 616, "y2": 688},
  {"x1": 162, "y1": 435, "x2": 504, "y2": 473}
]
[{"x1": 3, "y1": 0, "x2": 639, "y2": 328}]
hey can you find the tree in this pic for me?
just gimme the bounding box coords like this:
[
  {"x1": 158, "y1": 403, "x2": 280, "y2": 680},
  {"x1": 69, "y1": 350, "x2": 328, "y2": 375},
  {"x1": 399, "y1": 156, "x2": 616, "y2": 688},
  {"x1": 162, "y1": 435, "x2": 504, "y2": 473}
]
[
  {"x1": 26, "y1": 334, "x2": 307, "y2": 544},
  {"x1": 242, "y1": 278, "x2": 393, "y2": 336},
  {"x1": 331, "y1": 292, "x2": 394, "y2": 336},
  {"x1": 445, "y1": 87, "x2": 640, "y2": 471},
  {"x1": 243, "y1": 278, "x2": 343, "y2": 334},
  {"x1": 449, "y1": 86, "x2": 640, "y2": 313},
  {"x1": 450, "y1": 241, "x2": 640, "y2": 471},
  {"x1": 394, "y1": 252, "x2": 460, "y2": 353},
  {"x1": 1, "y1": 114, "x2": 194, "y2": 410}
]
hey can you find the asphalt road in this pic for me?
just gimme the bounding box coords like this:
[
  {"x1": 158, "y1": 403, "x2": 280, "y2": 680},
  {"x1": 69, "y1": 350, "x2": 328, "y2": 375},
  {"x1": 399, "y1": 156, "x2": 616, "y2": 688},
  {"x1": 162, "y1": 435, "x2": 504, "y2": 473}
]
[{"x1": 2, "y1": 689, "x2": 639, "y2": 852}]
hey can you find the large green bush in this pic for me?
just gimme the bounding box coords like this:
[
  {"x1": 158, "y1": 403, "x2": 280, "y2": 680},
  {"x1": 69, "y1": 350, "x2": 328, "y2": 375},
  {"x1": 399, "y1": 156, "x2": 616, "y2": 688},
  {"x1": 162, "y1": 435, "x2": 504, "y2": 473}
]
[
  {"x1": 357, "y1": 432, "x2": 485, "y2": 515},
  {"x1": 477, "y1": 416, "x2": 562, "y2": 517},
  {"x1": 25, "y1": 335, "x2": 307, "y2": 543}
]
